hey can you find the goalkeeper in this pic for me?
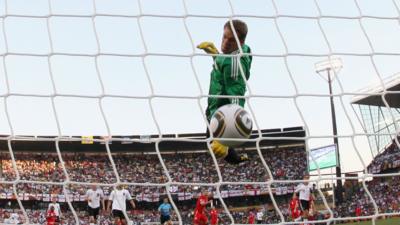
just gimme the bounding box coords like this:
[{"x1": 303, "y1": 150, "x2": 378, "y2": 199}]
[{"x1": 197, "y1": 19, "x2": 252, "y2": 164}]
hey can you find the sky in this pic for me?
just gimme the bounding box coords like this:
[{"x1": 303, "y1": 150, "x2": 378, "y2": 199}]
[{"x1": 0, "y1": 0, "x2": 399, "y2": 173}]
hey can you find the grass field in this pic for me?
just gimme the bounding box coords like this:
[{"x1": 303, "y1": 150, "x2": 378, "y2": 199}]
[{"x1": 343, "y1": 217, "x2": 399, "y2": 225}]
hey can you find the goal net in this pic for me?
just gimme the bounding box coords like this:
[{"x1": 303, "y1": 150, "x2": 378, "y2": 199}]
[{"x1": 0, "y1": 0, "x2": 400, "y2": 225}]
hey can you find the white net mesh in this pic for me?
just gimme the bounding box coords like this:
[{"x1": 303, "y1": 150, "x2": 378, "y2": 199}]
[{"x1": 0, "y1": 0, "x2": 400, "y2": 225}]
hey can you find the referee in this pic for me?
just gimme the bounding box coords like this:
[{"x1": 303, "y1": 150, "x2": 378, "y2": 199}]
[
  {"x1": 158, "y1": 198, "x2": 172, "y2": 225},
  {"x1": 295, "y1": 174, "x2": 314, "y2": 224}
]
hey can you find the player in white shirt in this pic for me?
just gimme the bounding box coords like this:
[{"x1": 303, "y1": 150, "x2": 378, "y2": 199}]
[
  {"x1": 48, "y1": 198, "x2": 62, "y2": 223},
  {"x1": 86, "y1": 185, "x2": 105, "y2": 225},
  {"x1": 3, "y1": 211, "x2": 20, "y2": 224},
  {"x1": 294, "y1": 174, "x2": 314, "y2": 224},
  {"x1": 107, "y1": 185, "x2": 136, "y2": 225},
  {"x1": 256, "y1": 209, "x2": 264, "y2": 224}
]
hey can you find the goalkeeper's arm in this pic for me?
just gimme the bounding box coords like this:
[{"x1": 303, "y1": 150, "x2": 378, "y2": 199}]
[{"x1": 197, "y1": 42, "x2": 219, "y2": 56}]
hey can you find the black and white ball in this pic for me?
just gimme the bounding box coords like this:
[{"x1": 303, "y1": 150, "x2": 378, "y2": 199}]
[{"x1": 210, "y1": 104, "x2": 253, "y2": 147}]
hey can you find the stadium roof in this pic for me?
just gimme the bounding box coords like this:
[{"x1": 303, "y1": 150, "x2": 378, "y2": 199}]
[
  {"x1": 0, "y1": 127, "x2": 305, "y2": 153},
  {"x1": 351, "y1": 74, "x2": 400, "y2": 156},
  {"x1": 351, "y1": 73, "x2": 400, "y2": 108}
]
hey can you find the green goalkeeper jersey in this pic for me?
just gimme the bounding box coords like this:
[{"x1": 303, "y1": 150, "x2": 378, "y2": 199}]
[{"x1": 206, "y1": 44, "x2": 252, "y2": 120}]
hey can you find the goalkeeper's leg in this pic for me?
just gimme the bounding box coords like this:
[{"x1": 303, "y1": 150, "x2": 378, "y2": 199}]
[
  {"x1": 210, "y1": 140, "x2": 249, "y2": 165},
  {"x1": 224, "y1": 147, "x2": 249, "y2": 164}
]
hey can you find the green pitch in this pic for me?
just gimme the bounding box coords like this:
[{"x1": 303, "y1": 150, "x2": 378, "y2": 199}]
[{"x1": 343, "y1": 217, "x2": 400, "y2": 225}]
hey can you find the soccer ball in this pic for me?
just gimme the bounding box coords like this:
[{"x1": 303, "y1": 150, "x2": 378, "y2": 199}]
[{"x1": 210, "y1": 104, "x2": 253, "y2": 147}]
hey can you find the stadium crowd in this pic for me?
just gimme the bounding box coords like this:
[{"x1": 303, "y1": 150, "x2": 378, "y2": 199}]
[
  {"x1": 0, "y1": 147, "x2": 306, "y2": 196},
  {"x1": 1, "y1": 143, "x2": 400, "y2": 224},
  {"x1": 324, "y1": 138, "x2": 400, "y2": 223},
  {"x1": 332, "y1": 139, "x2": 400, "y2": 221},
  {"x1": 335, "y1": 171, "x2": 400, "y2": 218},
  {"x1": 368, "y1": 140, "x2": 400, "y2": 174},
  {"x1": 0, "y1": 147, "x2": 309, "y2": 224}
]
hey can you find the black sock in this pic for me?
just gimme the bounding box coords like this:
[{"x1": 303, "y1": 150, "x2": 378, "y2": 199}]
[{"x1": 224, "y1": 148, "x2": 247, "y2": 164}]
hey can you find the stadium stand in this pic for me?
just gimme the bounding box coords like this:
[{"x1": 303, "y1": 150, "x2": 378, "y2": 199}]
[
  {"x1": 1, "y1": 131, "x2": 399, "y2": 224},
  {"x1": 368, "y1": 138, "x2": 400, "y2": 174},
  {"x1": 0, "y1": 146, "x2": 306, "y2": 199},
  {"x1": 0, "y1": 129, "x2": 308, "y2": 225}
]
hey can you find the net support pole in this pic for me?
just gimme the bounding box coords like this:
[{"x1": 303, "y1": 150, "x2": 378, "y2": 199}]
[{"x1": 327, "y1": 69, "x2": 343, "y2": 204}]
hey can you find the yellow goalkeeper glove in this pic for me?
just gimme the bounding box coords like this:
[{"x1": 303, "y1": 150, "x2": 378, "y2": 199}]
[
  {"x1": 210, "y1": 140, "x2": 228, "y2": 159},
  {"x1": 197, "y1": 42, "x2": 219, "y2": 55}
]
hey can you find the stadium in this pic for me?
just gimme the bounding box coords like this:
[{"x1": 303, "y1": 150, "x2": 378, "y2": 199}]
[
  {"x1": 0, "y1": 1, "x2": 400, "y2": 225},
  {"x1": 1, "y1": 128, "x2": 309, "y2": 224}
]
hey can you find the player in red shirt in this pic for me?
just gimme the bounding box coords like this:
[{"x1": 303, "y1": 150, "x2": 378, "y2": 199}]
[
  {"x1": 47, "y1": 206, "x2": 57, "y2": 225},
  {"x1": 193, "y1": 190, "x2": 211, "y2": 225},
  {"x1": 248, "y1": 210, "x2": 256, "y2": 224},
  {"x1": 289, "y1": 193, "x2": 301, "y2": 221},
  {"x1": 355, "y1": 205, "x2": 362, "y2": 217},
  {"x1": 355, "y1": 205, "x2": 362, "y2": 223},
  {"x1": 210, "y1": 206, "x2": 218, "y2": 225}
]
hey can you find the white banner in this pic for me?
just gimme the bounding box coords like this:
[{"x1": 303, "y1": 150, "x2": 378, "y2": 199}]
[
  {"x1": 0, "y1": 186, "x2": 297, "y2": 203},
  {"x1": 58, "y1": 195, "x2": 66, "y2": 202},
  {"x1": 178, "y1": 192, "x2": 193, "y2": 201},
  {"x1": 282, "y1": 187, "x2": 288, "y2": 195},
  {"x1": 18, "y1": 193, "x2": 23, "y2": 200},
  {"x1": 74, "y1": 194, "x2": 80, "y2": 202},
  {"x1": 276, "y1": 187, "x2": 282, "y2": 195},
  {"x1": 43, "y1": 194, "x2": 50, "y2": 202},
  {"x1": 35, "y1": 193, "x2": 42, "y2": 201},
  {"x1": 23, "y1": 193, "x2": 30, "y2": 201},
  {"x1": 79, "y1": 195, "x2": 86, "y2": 202},
  {"x1": 6, "y1": 193, "x2": 13, "y2": 199},
  {"x1": 220, "y1": 191, "x2": 228, "y2": 198},
  {"x1": 228, "y1": 190, "x2": 242, "y2": 197}
]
